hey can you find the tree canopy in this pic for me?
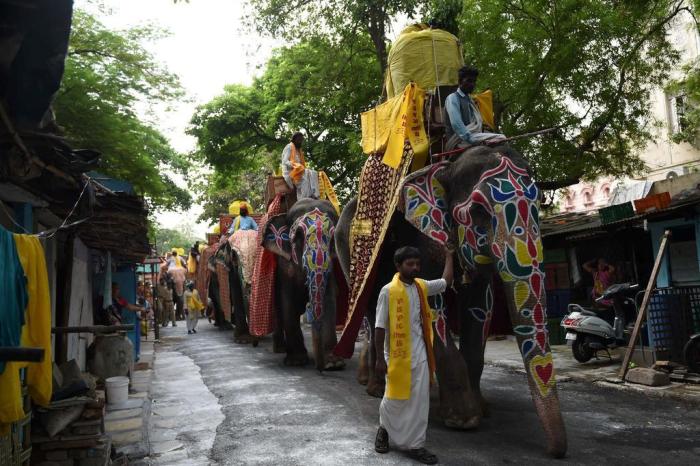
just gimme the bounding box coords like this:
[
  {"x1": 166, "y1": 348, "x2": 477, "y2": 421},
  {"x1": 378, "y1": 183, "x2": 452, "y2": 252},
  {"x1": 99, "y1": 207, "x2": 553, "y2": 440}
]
[
  {"x1": 188, "y1": 36, "x2": 381, "y2": 221},
  {"x1": 192, "y1": 0, "x2": 697, "y2": 217},
  {"x1": 54, "y1": 9, "x2": 192, "y2": 211},
  {"x1": 451, "y1": 0, "x2": 692, "y2": 188}
]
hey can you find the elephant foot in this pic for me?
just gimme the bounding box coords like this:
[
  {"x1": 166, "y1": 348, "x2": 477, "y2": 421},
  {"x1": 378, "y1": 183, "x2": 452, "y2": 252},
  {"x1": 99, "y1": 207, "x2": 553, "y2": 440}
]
[
  {"x1": 444, "y1": 415, "x2": 481, "y2": 430},
  {"x1": 357, "y1": 372, "x2": 369, "y2": 385},
  {"x1": 284, "y1": 353, "x2": 309, "y2": 367},
  {"x1": 366, "y1": 381, "x2": 385, "y2": 398},
  {"x1": 323, "y1": 354, "x2": 346, "y2": 371},
  {"x1": 480, "y1": 396, "x2": 490, "y2": 418},
  {"x1": 234, "y1": 333, "x2": 254, "y2": 344}
]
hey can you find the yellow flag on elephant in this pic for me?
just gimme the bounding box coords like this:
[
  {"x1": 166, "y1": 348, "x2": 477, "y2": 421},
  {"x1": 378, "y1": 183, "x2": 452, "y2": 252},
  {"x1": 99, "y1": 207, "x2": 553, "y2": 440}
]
[{"x1": 382, "y1": 83, "x2": 428, "y2": 169}]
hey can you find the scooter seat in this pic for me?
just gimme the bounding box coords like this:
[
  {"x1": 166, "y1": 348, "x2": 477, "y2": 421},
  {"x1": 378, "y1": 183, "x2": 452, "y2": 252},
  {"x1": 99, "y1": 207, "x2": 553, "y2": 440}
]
[{"x1": 579, "y1": 309, "x2": 598, "y2": 317}]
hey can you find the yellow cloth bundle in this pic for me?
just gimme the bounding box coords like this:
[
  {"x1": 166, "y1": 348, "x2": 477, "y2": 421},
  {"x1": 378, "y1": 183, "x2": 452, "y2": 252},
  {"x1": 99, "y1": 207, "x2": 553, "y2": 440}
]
[
  {"x1": 384, "y1": 25, "x2": 464, "y2": 98},
  {"x1": 318, "y1": 171, "x2": 340, "y2": 215}
]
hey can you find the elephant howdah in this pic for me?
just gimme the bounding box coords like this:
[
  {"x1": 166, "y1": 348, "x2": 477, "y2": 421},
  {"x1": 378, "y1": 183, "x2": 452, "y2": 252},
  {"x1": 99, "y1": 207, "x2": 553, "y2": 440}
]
[{"x1": 335, "y1": 145, "x2": 567, "y2": 458}]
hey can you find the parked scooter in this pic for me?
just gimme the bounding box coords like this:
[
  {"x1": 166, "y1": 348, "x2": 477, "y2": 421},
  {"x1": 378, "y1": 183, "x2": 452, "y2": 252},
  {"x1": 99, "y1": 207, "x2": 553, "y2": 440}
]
[{"x1": 561, "y1": 283, "x2": 642, "y2": 363}]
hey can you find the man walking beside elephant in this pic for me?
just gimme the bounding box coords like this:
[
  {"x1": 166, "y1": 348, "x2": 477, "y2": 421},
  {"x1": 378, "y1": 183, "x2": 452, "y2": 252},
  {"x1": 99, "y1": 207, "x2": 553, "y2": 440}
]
[{"x1": 374, "y1": 245, "x2": 454, "y2": 464}]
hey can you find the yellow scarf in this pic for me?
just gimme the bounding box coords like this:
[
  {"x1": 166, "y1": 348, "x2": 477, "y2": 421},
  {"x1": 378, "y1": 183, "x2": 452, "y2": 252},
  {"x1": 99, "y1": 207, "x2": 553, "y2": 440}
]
[
  {"x1": 289, "y1": 144, "x2": 306, "y2": 184},
  {"x1": 186, "y1": 290, "x2": 204, "y2": 312},
  {"x1": 318, "y1": 171, "x2": 340, "y2": 214},
  {"x1": 386, "y1": 273, "x2": 436, "y2": 400}
]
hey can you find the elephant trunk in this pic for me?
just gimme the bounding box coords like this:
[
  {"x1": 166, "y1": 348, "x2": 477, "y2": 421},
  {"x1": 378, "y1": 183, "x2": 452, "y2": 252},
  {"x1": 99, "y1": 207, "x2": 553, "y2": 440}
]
[{"x1": 502, "y1": 274, "x2": 567, "y2": 458}]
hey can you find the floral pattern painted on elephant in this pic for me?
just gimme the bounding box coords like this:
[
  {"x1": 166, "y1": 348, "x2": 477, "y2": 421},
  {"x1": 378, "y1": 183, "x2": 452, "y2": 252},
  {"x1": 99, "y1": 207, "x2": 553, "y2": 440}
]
[
  {"x1": 453, "y1": 155, "x2": 554, "y2": 397},
  {"x1": 264, "y1": 224, "x2": 289, "y2": 252},
  {"x1": 402, "y1": 162, "x2": 452, "y2": 245},
  {"x1": 291, "y1": 208, "x2": 335, "y2": 327}
]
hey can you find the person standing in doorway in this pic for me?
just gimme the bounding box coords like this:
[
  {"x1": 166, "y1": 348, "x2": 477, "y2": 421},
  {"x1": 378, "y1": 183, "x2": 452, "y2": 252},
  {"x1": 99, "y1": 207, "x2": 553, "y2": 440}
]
[
  {"x1": 583, "y1": 257, "x2": 616, "y2": 306},
  {"x1": 374, "y1": 245, "x2": 454, "y2": 464}
]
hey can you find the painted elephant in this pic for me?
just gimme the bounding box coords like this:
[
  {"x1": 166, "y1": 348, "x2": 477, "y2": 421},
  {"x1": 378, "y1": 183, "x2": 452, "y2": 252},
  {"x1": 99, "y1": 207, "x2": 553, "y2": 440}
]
[
  {"x1": 262, "y1": 198, "x2": 345, "y2": 371},
  {"x1": 211, "y1": 239, "x2": 253, "y2": 343},
  {"x1": 335, "y1": 145, "x2": 567, "y2": 458}
]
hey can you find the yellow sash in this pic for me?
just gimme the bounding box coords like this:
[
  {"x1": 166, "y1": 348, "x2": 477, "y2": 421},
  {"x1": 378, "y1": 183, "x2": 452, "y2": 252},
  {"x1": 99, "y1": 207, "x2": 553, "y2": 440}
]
[
  {"x1": 318, "y1": 171, "x2": 340, "y2": 214},
  {"x1": 289, "y1": 144, "x2": 306, "y2": 184},
  {"x1": 386, "y1": 273, "x2": 435, "y2": 400},
  {"x1": 187, "y1": 290, "x2": 204, "y2": 312}
]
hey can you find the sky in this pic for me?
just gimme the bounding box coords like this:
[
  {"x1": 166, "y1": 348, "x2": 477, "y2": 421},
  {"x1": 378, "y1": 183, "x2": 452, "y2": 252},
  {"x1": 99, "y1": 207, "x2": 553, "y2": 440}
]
[{"x1": 79, "y1": 0, "x2": 282, "y2": 237}]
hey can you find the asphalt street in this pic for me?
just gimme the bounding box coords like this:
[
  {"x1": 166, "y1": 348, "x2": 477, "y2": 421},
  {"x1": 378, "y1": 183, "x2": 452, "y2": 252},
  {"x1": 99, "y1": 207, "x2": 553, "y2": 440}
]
[{"x1": 150, "y1": 320, "x2": 700, "y2": 465}]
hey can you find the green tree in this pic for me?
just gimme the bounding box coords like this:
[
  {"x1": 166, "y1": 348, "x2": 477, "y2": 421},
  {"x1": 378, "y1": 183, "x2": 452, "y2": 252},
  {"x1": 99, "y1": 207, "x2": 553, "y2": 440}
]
[
  {"x1": 188, "y1": 36, "x2": 381, "y2": 221},
  {"x1": 153, "y1": 223, "x2": 203, "y2": 255},
  {"x1": 448, "y1": 0, "x2": 691, "y2": 188},
  {"x1": 54, "y1": 9, "x2": 192, "y2": 210},
  {"x1": 247, "y1": 0, "x2": 425, "y2": 72}
]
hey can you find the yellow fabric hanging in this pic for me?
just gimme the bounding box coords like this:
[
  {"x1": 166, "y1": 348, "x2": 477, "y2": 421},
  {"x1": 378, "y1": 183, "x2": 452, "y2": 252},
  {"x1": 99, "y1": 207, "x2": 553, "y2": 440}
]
[
  {"x1": 187, "y1": 253, "x2": 197, "y2": 274},
  {"x1": 472, "y1": 89, "x2": 495, "y2": 130},
  {"x1": 360, "y1": 92, "x2": 404, "y2": 155},
  {"x1": 0, "y1": 235, "x2": 52, "y2": 428},
  {"x1": 318, "y1": 171, "x2": 340, "y2": 215},
  {"x1": 385, "y1": 274, "x2": 435, "y2": 400},
  {"x1": 382, "y1": 83, "x2": 428, "y2": 169}
]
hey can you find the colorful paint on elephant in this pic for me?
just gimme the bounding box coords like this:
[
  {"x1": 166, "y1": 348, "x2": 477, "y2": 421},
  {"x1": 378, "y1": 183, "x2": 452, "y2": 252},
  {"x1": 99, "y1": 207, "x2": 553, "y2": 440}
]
[
  {"x1": 402, "y1": 163, "x2": 452, "y2": 245},
  {"x1": 452, "y1": 155, "x2": 554, "y2": 396},
  {"x1": 291, "y1": 208, "x2": 335, "y2": 327},
  {"x1": 264, "y1": 224, "x2": 289, "y2": 252}
]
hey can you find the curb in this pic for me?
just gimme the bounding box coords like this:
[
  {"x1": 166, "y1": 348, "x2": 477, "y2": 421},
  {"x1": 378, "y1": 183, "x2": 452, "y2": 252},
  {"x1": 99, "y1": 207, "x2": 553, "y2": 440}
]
[{"x1": 485, "y1": 359, "x2": 700, "y2": 406}]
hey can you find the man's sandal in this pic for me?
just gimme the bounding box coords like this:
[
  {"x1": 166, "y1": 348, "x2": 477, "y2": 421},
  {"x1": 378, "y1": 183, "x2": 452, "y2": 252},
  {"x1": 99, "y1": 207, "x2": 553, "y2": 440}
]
[
  {"x1": 374, "y1": 427, "x2": 389, "y2": 454},
  {"x1": 407, "y1": 448, "x2": 438, "y2": 465}
]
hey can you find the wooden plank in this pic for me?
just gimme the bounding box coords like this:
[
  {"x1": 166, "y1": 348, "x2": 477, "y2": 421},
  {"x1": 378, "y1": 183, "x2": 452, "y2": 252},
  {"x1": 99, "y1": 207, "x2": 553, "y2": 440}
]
[
  {"x1": 52, "y1": 325, "x2": 134, "y2": 334},
  {"x1": 619, "y1": 230, "x2": 671, "y2": 380},
  {"x1": 0, "y1": 347, "x2": 45, "y2": 362}
]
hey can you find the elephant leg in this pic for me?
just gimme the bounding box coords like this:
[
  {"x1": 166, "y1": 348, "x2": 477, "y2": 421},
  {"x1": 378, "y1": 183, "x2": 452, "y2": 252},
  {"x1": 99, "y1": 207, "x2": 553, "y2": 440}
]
[
  {"x1": 458, "y1": 273, "x2": 493, "y2": 417},
  {"x1": 231, "y1": 268, "x2": 253, "y2": 344},
  {"x1": 435, "y1": 329, "x2": 481, "y2": 430},
  {"x1": 357, "y1": 323, "x2": 370, "y2": 385},
  {"x1": 272, "y1": 311, "x2": 287, "y2": 353},
  {"x1": 280, "y1": 271, "x2": 308, "y2": 366},
  {"x1": 318, "y1": 277, "x2": 344, "y2": 371},
  {"x1": 365, "y1": 324, "x2": 384, "y2": 398}
]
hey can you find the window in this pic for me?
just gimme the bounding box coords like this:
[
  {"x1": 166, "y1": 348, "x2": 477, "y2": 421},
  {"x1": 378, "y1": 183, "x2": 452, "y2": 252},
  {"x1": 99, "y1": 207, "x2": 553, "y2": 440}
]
[
  {"x1": 668, "y1": 93, "x2": 688, "y2": 134},
  {"x1": 582, "y1": 189, "x2": 593, "y2": 206},
  {"x1": 668, "y1": 225, "x2": 700, "y2": 286}
]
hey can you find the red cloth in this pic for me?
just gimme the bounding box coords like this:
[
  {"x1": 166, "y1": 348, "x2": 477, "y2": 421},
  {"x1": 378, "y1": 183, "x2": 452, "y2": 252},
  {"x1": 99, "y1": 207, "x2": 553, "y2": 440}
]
[
  {"x1": 249, "y1": 195, "x2": 284, "y2": 337},
  {"x1": 216, "y1": 261, "x2": 232, "y2": 322},
  {"x1": 196, "y1": 246, "x2": 214, "y2": 302}
]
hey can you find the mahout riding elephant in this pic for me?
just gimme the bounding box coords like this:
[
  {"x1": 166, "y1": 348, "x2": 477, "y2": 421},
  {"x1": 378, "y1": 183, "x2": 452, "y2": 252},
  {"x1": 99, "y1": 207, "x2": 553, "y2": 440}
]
[
  {"x1": 261, "y1": 198, "x2": 345, "y2": 371},
  {"x1": 335, "y1": 145, "x2": 567, "y2": 458},
  {"x1": 211, "y1": 240, "x2": 253, "y2": 343}
]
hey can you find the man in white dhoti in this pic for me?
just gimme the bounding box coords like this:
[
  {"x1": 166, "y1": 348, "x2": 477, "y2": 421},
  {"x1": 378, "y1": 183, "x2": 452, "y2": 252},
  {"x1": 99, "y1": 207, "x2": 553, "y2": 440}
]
[
  {"x1": 444, "y1": 65, "x2": 506, "y2": 150},
  {"x1": 374, "y1": 245, "x2": 454, "y2": 464},
  {"x1": 281, "y1": 132, "x2": 320, "y2": 199}
]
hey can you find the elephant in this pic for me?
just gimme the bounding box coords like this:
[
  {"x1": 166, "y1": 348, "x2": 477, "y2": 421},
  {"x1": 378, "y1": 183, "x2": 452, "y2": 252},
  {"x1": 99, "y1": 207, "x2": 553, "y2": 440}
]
[
  {"x1": 210, "y1": 239, "x2": 254, "y2": 343},
  {"x1": 335, "y1": 144, "x2": 567, "y2": 458},
  {"x1": 261, "y1": 198, "x2": 345, "y2": 371}
]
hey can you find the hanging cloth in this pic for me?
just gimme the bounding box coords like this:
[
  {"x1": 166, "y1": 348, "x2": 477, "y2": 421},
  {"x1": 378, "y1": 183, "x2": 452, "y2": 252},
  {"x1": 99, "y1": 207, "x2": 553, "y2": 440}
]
[
  {"x1": 0, "y1": 233, "x2": 52, "y2": 427},
  {"x1": 318, "y1": 171, "x2": 341, "y2": 214},
  {"x1": 0, "y1": 227, "x2": 28, "y2": 374}
]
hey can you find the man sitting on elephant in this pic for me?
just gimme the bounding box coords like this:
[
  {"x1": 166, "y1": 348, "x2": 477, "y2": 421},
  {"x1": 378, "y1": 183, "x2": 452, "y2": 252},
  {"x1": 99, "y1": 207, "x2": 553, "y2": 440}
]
[
  {"x1": 281, "y1": 131, "x2": 320, "y2": 199},
  {"x1": 374, "y1": 246, "x2": 454, "y2": 465},
  {"x1": 444, "y1": 65, "x2": 506, "y2": 150}
]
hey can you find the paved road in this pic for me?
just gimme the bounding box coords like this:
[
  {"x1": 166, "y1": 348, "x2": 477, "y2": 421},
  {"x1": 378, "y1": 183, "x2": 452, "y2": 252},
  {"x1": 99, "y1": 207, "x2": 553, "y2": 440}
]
[{"x1": 149, "y1": 320, "x2": 700, "y2": 465}]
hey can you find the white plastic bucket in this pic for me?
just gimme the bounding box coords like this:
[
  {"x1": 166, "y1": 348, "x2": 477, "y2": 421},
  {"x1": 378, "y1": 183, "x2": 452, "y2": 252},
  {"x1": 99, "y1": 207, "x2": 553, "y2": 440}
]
[{"x1": 105, "y1": 376, "x2": 129, "y2": 405}]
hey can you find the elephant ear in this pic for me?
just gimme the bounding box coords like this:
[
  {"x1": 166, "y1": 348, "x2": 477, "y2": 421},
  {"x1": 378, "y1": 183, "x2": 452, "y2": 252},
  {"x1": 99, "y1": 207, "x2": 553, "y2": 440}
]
[
  {"x1": 399, "y1": 161, "x2": 451, "y2": 245},
  {"x1": 262, "y1": 214, "x2": 291, "y2": 261}
]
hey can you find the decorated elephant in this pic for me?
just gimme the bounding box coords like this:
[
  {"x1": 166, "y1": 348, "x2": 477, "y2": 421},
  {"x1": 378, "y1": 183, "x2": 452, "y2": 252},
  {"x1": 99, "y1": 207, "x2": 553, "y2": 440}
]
[
  {"x1": 262, "y1": 198, "x2": 345, "y2": 371},
  {"x1": 335, "y1": 145, "x2": 567, "y2": 458}
]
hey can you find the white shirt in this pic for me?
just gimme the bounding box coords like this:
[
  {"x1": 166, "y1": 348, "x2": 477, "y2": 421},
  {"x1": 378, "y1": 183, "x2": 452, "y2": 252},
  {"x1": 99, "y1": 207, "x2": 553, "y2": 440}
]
[{"x1": 375, "y1": 278, "x2": 447, "y2": 368}]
